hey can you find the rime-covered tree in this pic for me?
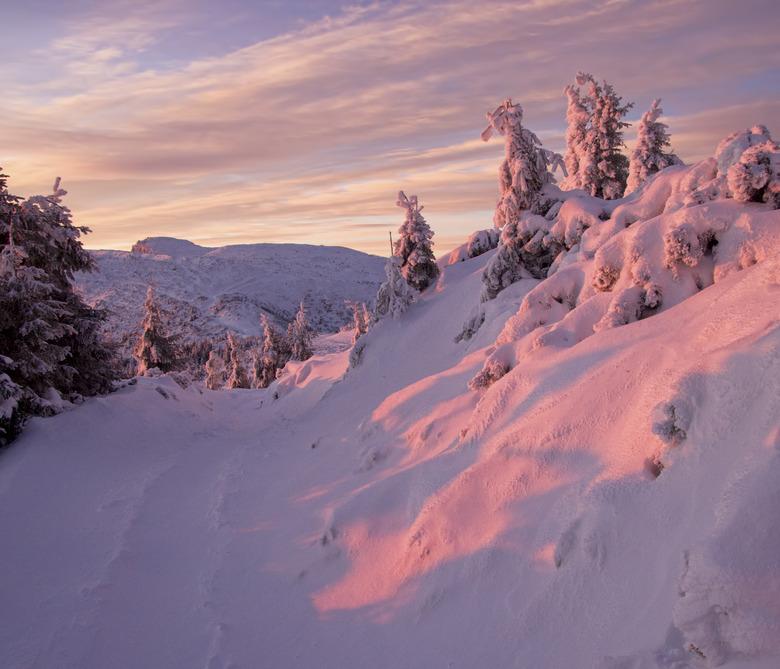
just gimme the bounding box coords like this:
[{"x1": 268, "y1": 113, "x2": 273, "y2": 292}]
[
  {"x1": 204, "y1": 349, "x2": 226, "y2": 390},
  {"x1": 375, "y1": 256, "x2": 417, "y2": 319},
  {"x1": 350, "y1": 301, "x2": 370, "y2": 343},
  {"x1": 393, "y1": 191, "x2": 439, "y2": 291},
  {"x1": 0, "y1": 171, "x2": 116, "y2": 439},
  {"x1": 225, "y1": 332, "x2": 250, "y2": 389},
  {"x1": 134, "y1": 285, "x2": 177, "y2": 374},
  {"x1": 563, "y1": 73, "x2": 633, "y2": 199},
  {"x1": 287, "y1": 302, "x2": 313, "y2": 361},
  {"x1": 626, "y1": 99, "x2": 681, "y2": 194},
  {"x1": 481, "y1": 98, "x2": 565, "y2": 227},
  {"x1": 255, "y1": 315, "x2": 287, "y2": 388}
]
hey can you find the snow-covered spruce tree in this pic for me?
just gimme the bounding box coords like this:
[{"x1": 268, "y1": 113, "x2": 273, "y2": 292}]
[
  {"x1": 481, "y1": 98, "x2": 565, "y2": 226},
  {"x1": 626, "y1": 99, "x2": 681, "y2": 194},
  {"x1": 225, "y1": 332, "x2": 250, "y2": 389},
  {"x1": 375, "y1": 256, "x2": 418, "y2": 320},
  {"x1": 563, "y1": 73, "x2": 633, "y2": 199},
  {"x1": 393, "y1": 191, "x2": 439, "y2": 291},
  {"x1": 254, "y1": 315, "x2": 287, "y2": 388},
  {"x1": 0, "y1": 172, "x2": 116, "y2": 437},
  {"x1": 204, "y1": 349, "x2": 226, "y2": 390},
  {"x1": 287, "y1": 302, "x2": 314, "y2": 361},
  {"x1": 134, "y1": 285, "x2": 178, "y2": 375}
]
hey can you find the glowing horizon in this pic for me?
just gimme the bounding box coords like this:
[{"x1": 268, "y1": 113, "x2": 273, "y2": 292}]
[{"x1": 1, "y1": 0, "x2": 778, "y2": 256}]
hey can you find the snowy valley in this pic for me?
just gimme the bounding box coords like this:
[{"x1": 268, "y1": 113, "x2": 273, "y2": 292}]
[{"x1": 76, "y1": 237, "x2": 386, "y2": 364}]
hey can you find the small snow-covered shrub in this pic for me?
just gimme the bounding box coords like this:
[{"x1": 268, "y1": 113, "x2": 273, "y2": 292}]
[
  {"x1": 727, "y1": 141, "x2": 780, "y2": 208},
  {"x1": 455, "y1": 307, "x2": 486, "y2": 343},
  {"x1": 481, "y1": 216, "x2": 559, "y2": 301},
  {"x1": 465, "y1": 228, "x2": 500, "y2": 259},
  {"x1": 664, "y1": 223, "x2": 705, "y2": 270},
  {"x1": 651, "y1": 399, "x2": 692, "y2": 445},
  {"x1": 592, "y1": 264, "x2": 621, "y2": 292},
  {"x1": 375, "y1": 256, "x2": 418, "y2": 319},
  {"x1": 468, "y1": 358, "x2": 509, "y2": 390},
  {"x1": 348, "y1": 339, "x2": 366, "y2": 369},
  {"x1": 593, "y1": 286, "x2": 645, "y2": 332}
]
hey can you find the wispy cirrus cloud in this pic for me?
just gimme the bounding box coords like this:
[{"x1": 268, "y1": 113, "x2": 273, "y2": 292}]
[{"x1": 1, "y1": 0, "x2": 778, "y2": 255}]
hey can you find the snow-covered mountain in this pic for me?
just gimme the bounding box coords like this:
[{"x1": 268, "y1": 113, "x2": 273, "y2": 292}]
[
  {"x1": 2, "y1": 133, "x2": 780, "y2": 668},
  {"x1": 76, "y1": 237, "x2": 386, "y2": 352}
]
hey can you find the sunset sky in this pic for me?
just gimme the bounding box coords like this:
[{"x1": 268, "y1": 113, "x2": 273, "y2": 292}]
[{"x1": 1, "y1": 0, "x2": 778, "y2": 255}]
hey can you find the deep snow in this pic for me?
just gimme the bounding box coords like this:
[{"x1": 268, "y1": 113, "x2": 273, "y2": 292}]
[{"x1": 1, "y1": 235, "x2": 779, "y2": 668}]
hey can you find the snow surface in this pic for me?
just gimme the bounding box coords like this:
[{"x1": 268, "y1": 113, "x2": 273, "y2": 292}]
[
  {"x1": 75, "y1": 238, "x2": 386, "y2": 353},
  {"x1": 2, "y1": 221, "x2": 779, "y2": 667}
]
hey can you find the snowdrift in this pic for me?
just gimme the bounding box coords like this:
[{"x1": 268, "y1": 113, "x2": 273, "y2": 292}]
[{"x1": 1, "y1": 137, "x2": 779, "y2": 668}]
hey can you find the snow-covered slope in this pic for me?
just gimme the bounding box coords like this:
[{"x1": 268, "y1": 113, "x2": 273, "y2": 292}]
[
  {"x1": 76, "y1": 237, "x2": 386, "y2": 351},
  {"x1": 2, "y1": 147, "x2": 780, "y2": 667}
]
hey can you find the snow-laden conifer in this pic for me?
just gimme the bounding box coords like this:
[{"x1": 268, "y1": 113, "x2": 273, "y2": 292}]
[
  {"x1": 287, "y1": 302, "x2": 313, "y2": 361},
  {"x1": 225, "y1": 332, "x2": 250, "y2": 389},
  {"x1": 0, "y1": 171, "x2": 116, "y2": 436},
  {"x1": 563, "y1": 73, "x2": 633, "y2": 199},
  {"x1": 626, "y1": 99, "x2": 681, "y2": 194},
  {"x1": 255, "y1": 315, "x2": 287, "y2": 388},
  {"x1": 350, "y1": 301, "x2": 370, "y2": 343},
  {"x1": 481, "y1": 98, "x2": 564, "y2": 227},
  {"x1": 375, "y1": 256, "x2": 418, "y2": 319},
  {"x1": 134, "y1": 285, "x2": 177, "y2": 375},
  {"x1": 204, "y1": 349, "x2": 226, "y2": 390},
  {"x1": 393, "y1": 192, "x2": 439, "y2": 291}
]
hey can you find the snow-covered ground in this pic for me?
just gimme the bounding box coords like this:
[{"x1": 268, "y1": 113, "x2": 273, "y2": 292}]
[
  {"x1": 75, "y1": 237, "x2": 386, "y2": 353},
  {"x1": 3, "y1": 132, "x2": 780, "y2": 668},
  {"x1": 2, "y1": 231, "x2": 779, "y2": 668}
]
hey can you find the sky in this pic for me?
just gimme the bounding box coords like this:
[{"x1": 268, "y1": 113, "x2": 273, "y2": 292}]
[{"x1": 1, "y1": 0, "x2": 778, "y2": 256}]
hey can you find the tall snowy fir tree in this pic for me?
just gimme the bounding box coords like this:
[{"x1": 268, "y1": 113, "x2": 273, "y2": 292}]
[
  {"x1": 225, "y1": 333, "x2": 250, "y2": 389},
  {"x1": 375, "y1": 256, "x2": 418, "y2": 319},
  {"x1": 287, "y1": 303, "x2": 313, "y2": 361},
  {"x1": 134, "y1": 285, "x2": 177, "y2": 375},
  {"x1": 393, "y1": 191, "x2": 439, "y2": 292},
  {"x1": 563, "y1": 73, "x2": 633, "y2": 199},
  {"x1": 0, "y1": 171, "x2": 116, "y2": 443},
  {"x1": 626, "y1": 98, "x2": 681, "y2": 194},
  {"x1": 481, "y1": 98, "x2": 564, "y2": 227}
]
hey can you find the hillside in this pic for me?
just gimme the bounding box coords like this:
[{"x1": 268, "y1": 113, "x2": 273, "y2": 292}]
[
  {"x1": 76, "y1": 238, "x2": 386, "y2": 353},
  {"x1": 2, "y1": 135, "x2": 780, "y2": 668}
]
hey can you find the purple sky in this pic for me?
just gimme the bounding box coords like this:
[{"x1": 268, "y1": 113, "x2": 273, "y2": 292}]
[{"x1": 1, "y1": 0, "x2": 778, "y2": 255}]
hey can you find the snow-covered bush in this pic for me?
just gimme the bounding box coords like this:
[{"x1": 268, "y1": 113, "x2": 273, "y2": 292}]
[
  {"x1": 626, "y1": 98, "x2": 681, "y2": 194},
  {"x1": 0, "y1": 361, "x2": 27, "y2": 447},
  {"x1": 727, "y1": 140, "x2": 780, "y2": 208},
  {"x1": 134, "y1": 285, "x2": 178, "y2": 375},
  {"x1": 481, "y1": 98, "x2": 564, "y2": 227},
  {"x1": 375, "y1": 256, "x2": 418, "y2": 320},
  {"x1": 467, "y1": 357, "x2": 509, "y2": 390},
  {"x1": 349, "y1": 301, "x2": 370, "y2": 343},
  {"x1": 465, "y1": 228, "x2": 500, "y2": 259},
  {"x1": 481, "y1": 214, "x2": 560, "y2": 301},
  {"x1": 562, "y1": 72, "x2": 633, "y2": 199},
  {"x1": 394, "y1": 191, "x2": 439, "y2": 291},
  {"x1": 651, "y1": 399, "x2": 692, "y2": 446}
]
